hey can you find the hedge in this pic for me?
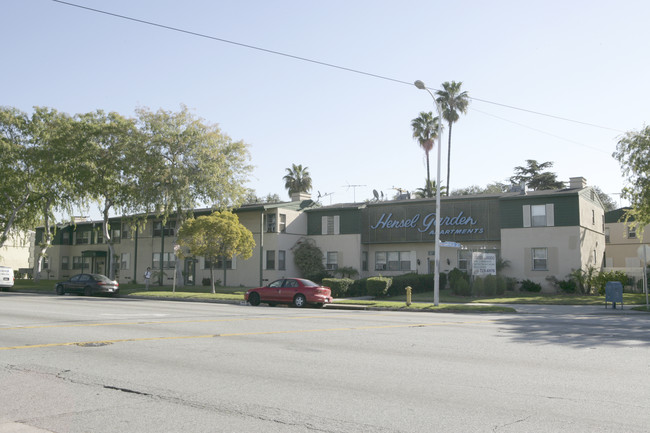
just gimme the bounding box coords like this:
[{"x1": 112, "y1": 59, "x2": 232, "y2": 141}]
[{"x1": 321, "y1": 278, "x2": 355, "y2": 298}]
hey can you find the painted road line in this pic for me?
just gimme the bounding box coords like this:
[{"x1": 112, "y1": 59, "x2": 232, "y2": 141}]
[{"x1": 0, "y1": 320, "x2": 494, "y2": 351}]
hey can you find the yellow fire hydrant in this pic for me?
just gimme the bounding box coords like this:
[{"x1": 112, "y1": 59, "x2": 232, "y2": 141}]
[{"x1": 405, "y1": 286, "x2": 412, "y2": 307}]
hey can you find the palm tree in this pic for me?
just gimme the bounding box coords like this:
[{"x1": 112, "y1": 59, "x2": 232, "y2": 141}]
[
  {"x1": 411, "y1": 111, "x2": 441, "y2": 198},
  {"x1": 414, "y1": 179, "x2": 446, "y2": 198},
  {"x1": 283, "y1": 163, "x2": 312, "y2": 197},
  {"x1": 435, "y1": 81, "x2": 470, "y2": 196}
]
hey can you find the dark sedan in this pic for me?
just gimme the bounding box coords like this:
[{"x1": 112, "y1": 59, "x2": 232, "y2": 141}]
[
  {"x1": 245, "y1": 278, "x2": 333, "y2": 308},
  {"x1": 55, "y1": 273, "x2": 119, "y2": 297}
]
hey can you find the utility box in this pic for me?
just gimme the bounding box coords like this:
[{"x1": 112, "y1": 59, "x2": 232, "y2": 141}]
[{"x1": 605, "y1": 281, "x2": 623, "y2": 309}]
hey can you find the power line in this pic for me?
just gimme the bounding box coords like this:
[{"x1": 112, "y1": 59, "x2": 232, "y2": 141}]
[{"x1": 51, "y1": 0, "x2": 623, "y2": 133}]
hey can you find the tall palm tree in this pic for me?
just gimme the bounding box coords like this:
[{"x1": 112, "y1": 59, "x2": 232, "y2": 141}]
[
  {"x1": 435, "y1": 81, "x2": 469, "y2": 196},
  {"x1": 411, "y1": 111, "x2": 441, "y2": 198},
  {"x1": 283, "y1": 163, "x2": 312, "y2": 197}
]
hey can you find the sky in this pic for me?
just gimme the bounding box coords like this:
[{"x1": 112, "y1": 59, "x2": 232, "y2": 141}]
[{"x1": 3, "y1": 0, "x2": 649, "y2": 216}]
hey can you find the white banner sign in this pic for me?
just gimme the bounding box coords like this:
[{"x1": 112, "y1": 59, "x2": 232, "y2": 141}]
[{"x1": 472, "y1": 252, "x2": 497, "y2": 276}]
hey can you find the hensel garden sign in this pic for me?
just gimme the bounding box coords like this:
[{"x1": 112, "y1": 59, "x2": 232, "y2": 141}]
[{"x1": 362, "y1": 198, "x2": 500, "y2": 244}]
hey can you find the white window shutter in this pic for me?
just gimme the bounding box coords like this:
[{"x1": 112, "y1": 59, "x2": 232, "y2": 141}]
[
  {"x1": 322, "y1": 216, "x2": 327, "y2": 235},
  {"x1": 231, "y1": 255, "x2": 237, "y2": 270},
  {"x1": 523, "y1": 205, "x2": 531, "y2": 228},
  {"x1": 334, "y1": 215, "x2": 340, "y2": 235},
  {"x1": 546, "y1": 203, "x2": 555, "y2": 226},
  {"x1": 410, "y1": 251, "x2": 417, "y2": 270}
]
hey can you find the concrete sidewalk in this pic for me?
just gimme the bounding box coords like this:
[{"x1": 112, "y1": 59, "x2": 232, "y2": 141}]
[{"x1": 474, "y1": 303, "x2": 648, "y2": 315}]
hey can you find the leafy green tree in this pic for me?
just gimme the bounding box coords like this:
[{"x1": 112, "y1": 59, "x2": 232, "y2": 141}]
[
  {"x1": 509, "y1": 160, "x2": 565, "y2": 190},
  {"x1": 134, "y1": 105, "x2": 252, "y2": 285},
  {"x1": 75, "y1": 110, "x2": 140, "y2": 279},
  {"x1": 591, "y1": 186, "x2": 617, "y2": 212},
  {"x1": 176, "y1": 211, "x2": 254, "y2": 293},
  {"x1": 411, "y1": 111, "x2": 441, "y2": 198},
  {"x1": 283, "y1": 163, "x2": 312, "y2": 197},
  {"x1": 291, "y1": 237, "x2": 325, "y2": 281},
  {"x1": 0, "y1": 107, "x2": 81, "y2": 280},
  {"x1": 613, "y1": 125, "x2": 650, "y2": 233},
  {"x1": 435, "y1": 81, "x2": 470, "y2": 195},
  {"x1": 451, "y1": 182, "x2": 508, "y2": 196}
]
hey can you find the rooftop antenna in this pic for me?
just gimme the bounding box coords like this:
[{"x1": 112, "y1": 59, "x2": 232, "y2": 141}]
[
  {"x1": 342, "y1": 182, "x2": 367, "y2": 203},
  {"x1": 317, "y1": 191, "x2": 334, "y2": 205},
  {"x1": 373, "y1": 189, "x2": 379, "y2": 202}
]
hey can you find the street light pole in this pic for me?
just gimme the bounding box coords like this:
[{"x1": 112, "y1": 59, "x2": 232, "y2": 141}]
[{"x1": 414, "y1": 80, "x2": 443, "y2": 306}]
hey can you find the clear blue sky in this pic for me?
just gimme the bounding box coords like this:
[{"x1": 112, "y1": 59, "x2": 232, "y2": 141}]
[{"x1": 3, "y1": 0, "x2": 648, "y2": 214}]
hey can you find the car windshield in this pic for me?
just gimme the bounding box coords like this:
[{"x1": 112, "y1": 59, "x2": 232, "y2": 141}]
[
  {"x1": 91, "y1": 274, "x2": 112, "y2": 282},
  {"x1": 297, "y1": 279, "x2": 317, "y2": 287}
]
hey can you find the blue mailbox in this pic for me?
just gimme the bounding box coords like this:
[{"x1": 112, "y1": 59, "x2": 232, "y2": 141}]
[{"x1": 605, "y1": 281, "x2": 623, "y2": 309}]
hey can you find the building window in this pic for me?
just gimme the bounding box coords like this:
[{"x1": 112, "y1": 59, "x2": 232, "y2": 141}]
[
  {"x1": 321, "y1": 215, "x2": 340, "y2": 235},
  {"x1": 592, "y1": 210, "x2": 595, "y2": 225},
  {"x1": 75, "y1": 230, "x2": 91, "y2": 245},
  {"x1": 458, "y1": 250, "x2": 472, "y2": 272},
  {"x1": 531, "y1": 205, "x2": 547, "y2": 227},
  {"x1": 153, "y1": 252, "x2": 176, "y2": 269},
  {"x1": 628, "y1": 226, "x2": 637, "y2": 239},
  {"x1": 532, "y1": 248, "x2": 547, "y2": 271},
  {"x1": 205, "y1": 257, "x2": 233, "y2": 269},
  {"x1": 153, "y1": 221, "x2": 175, "y2": 237},
  {"x1": 61, "y1": 256, "x2": 69, "y2": 270},
  {"x1": 62, "y1": 231, "x2": 70, "y2": 245},
  {"x1": 266, "y1": 250, "x2": 275, "y2": 270},
  {"x1": 122, "y1": 224, "x2": 131, "y2": 240},
  {"x1": 265, "y1": 214, "x2": 277, "y2": 233},
  {"x1": 362, "y1": 251, "x2": 368, "y2": 271},
  {"x1": 121, "y1": 253, "x2": 130, "y2": 270},
  {"x1": 375, "y1": 251, "x2": 411, "y2": 271},
  {"x1": 605, "y1": 227, "x2": 610, "y2": 243},
  {"x1": 112, "y1": 227, "x2": 121, "y2": 243},
  {"x1": 96, "y1": 230, "x2": 103, "y2": 244},
  {"x1": 278, "y1": 250, "x2": 286, "y2": 270},
  {"x1": 326, "y1": 252, "x2": 338, "y2": 270},
  {"x1": 279, "y1": 214, "x2": 286, "y2": 233},
  {"x1": 72, "y1": 256, "x2": 89, "y2": 270}
]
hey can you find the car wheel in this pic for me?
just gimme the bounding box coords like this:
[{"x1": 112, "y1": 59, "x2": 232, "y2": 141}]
[
  {"x1": 248, "y1": 292, "x2": 261, "y2": 306},
  {"x1": 84, "y1": 286, "x2": 93, "y2": 296},
  {"x1": 293, "y1": 294, "x2": 307, "y2": 308},
  {"x1": 55, "y1": 285, "x2": 65, "y2": 296}
]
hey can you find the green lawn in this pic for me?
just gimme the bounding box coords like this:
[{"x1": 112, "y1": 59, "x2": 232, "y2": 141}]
[{"x1": 7, "y1": 279, "x2": 650, "y2": 313}]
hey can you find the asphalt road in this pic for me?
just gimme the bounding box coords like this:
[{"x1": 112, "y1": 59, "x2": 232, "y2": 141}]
[{"x1": 1, "y1": 293, "x2": 649, "y2": 433}]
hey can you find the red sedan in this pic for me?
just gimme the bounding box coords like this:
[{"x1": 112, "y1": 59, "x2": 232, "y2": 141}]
[{"x1": 245, "y1": 278, "x2": 333, "y2": 308}]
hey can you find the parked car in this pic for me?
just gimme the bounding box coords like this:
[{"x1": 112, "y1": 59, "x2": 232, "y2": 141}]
[
  {"x1": 55, "y1": 273, "x2": 119, "y2": 296},
  {"x1": 245, "y1": 278, "x2": 333, "y2": 308},
  {"x1": 0, "y1": 266, "x2": 14, "y2": 290}
]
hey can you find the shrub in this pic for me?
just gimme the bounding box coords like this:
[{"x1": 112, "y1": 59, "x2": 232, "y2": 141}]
[
  {"x1": 335, "y1": 266, "x2": 359, "y2": 279},
  {"x1": 471, "y1": 277, "x2": 484, "y2": 297},
  {"x1": 594, "y1": 270, "x2": 629, "y2": 295},
  {"x1": 321, "y1": 278, "x2": 354, "y2": 298},
  {"x1": 202, "y1": 277, "x2": 211, "y2": 286},
  {"x1": 367, "y1": 276, "x2": 392, "y2": 298},
  {"x1": 483, "y1": 275, "x2": 497, "y2": 296},
  {"x1": 454, "y1": 278, "x2": 471, "y2": 296},
  {"x1": 349, "y1": 278, "x2": 368, "y2": 297},
  {"x1": 388, "y1": 273, "x2": 420, "y2": 297},
  {"x1": 448, "y1": 268, "x2": 469, "y2": 290},
  {"x1": 496, "y1": 276, "x2": 506, "y2": 295},
  {"x1": 520, "y1": 279, "x2": 542, "y2": 292},
  {"x1": 558, "y1": 279, "x2": 577, "y2": 293}
]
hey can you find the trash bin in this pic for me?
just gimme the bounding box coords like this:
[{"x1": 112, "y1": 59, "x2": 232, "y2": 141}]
[{"x1": 605, "y1": 281, "x2": 623, "y2": 309}]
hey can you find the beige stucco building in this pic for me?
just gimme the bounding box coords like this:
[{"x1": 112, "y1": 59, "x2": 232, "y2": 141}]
[{"x1": 35, "y1": 177, "x2": 608, "y2": 293}]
